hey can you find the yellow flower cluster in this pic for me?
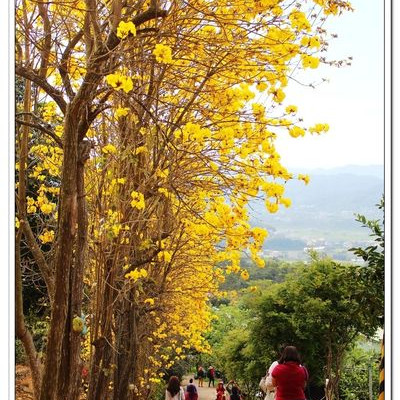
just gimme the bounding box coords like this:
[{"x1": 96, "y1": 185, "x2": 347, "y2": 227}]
[
  {"x1": 130, "y1": 190, "x2": 145, "y2": 210},
  {"x1": 106, "y1": 73, "x2": 134, "y2": 93},
  {"x1": 116, "y1": 20, "x2": 136, "y2": 39},
  {"x1": 144, "y1": 298, "x2": 155, "y2": 306},
  {"x1": 157, "y1": 250, "x2": 172, "y2": 263},
  {"x1": 309, "y1": 123, "x2": 330, "y2": 133},
  {"x1": 298, "y1": 174, "x2": 311, "y2": 185},
  {"x1": 301, "y1": 54, "x2": 320, "y2": 69},
  {"x1": 301, "y1": 36, "x2": 321, "y2": 48},
  {"x1": 289, "y1": 10, "x2": 311, "y2": 31},
  {"x1": 125, "y1": 268, "x2": 148, "y2": 281},
  {"x1": 115, "y1": 107, "x2": 130, "y2": 118},
  {"x1": 102, "y1": 144, "x2": 117, "y2": 154},
  {"x1": 101, "y1": 209, "x2": 126, "y2": 238},
  {"x1": 153, "y1": 44, "x2": 173, "y2": 64},
  {"x1": 38, "y1": 229, "x2": 55, "y2": 244},
  {"x1": 288, "y1": 126, "x2": 306, "y2": 138}
]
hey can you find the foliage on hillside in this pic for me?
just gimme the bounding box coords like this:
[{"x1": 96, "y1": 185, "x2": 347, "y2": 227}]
[{"x1": 208, "y1": 255, "x2": 383, "y2": 400}]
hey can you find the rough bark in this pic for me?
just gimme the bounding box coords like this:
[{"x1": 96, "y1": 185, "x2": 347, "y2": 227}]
[
  {"x1": 87, "y1": 258, "x2": 116, "y2": 400},
  {"x1": 113, "y1": 297, "x2": 138, "y2": 400},
  {"x1": 39, "y1": 104, "x2": 78, "y2": 400},
  {"x1": 16, "y1": 229, "x2": 42, "y2": 400},
  {"x1": 15, "y1": 76, "x2": 43, "y2": 400}
]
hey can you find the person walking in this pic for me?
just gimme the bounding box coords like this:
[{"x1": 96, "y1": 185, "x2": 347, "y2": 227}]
[
  {"x1": 216, "y1": 381, "x2": 226, "y2": 400},
  {"x1": 270, "y1": 346, "x2": 309, "y2": 400},
  {"x1": 226, "y1": 380, "x2": 242, "y2": 400},
  {"x1": 263, "y1": 358, "x2": 279, "y2": 399},
  {"x1": 165, "y1": 376, "x2": 185, "y2": 400},
  {"x1": 185, "y1": 378, "x2": 198, "y2": 400},
  {"x1": 207, "y1": 366, "x2": 215, "y2": 387},
  {"x1": 197, "y1": 366, "x2": 205, "y2": 387}
]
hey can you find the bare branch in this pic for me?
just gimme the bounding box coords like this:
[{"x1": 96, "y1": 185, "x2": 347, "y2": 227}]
[
  {"x1": 16, "y1": 118, "x2": 64, "y2": 148},
  {"x1": 21, "y1": 219, "x2": 55, "y2": 304},
  {"x1": 59, "y1": 30, "x2": 84, "y2": 101},
  {"x1": 16, "y1": 65, "x2": 67, "y2": 114},
  {"x1": 37, "y1": 1, "x2": 52, "y2": 80}
]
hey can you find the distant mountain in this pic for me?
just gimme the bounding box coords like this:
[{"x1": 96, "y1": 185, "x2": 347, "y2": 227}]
[
  {"x1": 248, "y1": 165, "x2": 384, "y2": 255},
  {"x1": 292, "y1": 164, "x2": 384, "y2": 179}
]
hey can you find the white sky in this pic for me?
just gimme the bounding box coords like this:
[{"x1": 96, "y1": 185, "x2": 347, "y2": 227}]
[{"x1": 274, "y1": 0, "x2": 384, "y2": 169}]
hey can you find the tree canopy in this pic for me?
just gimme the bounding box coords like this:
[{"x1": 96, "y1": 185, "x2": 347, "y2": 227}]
[{"x1": 15, "y1": 1, "x2": 353, "y2": 399}]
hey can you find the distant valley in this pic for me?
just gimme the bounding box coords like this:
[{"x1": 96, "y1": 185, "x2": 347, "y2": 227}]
[{"x1": 248, "y1": 165, "x2": 384, "y2": 261}]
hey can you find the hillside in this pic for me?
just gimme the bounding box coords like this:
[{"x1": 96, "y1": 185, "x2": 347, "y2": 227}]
[{"x1": 248, "y1": 165, "x2": 384, "y2": 260}]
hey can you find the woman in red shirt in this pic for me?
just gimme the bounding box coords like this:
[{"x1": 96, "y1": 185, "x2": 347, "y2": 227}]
[{"x1": 271, "y1": 346, "x2": 308, "y2": 400}]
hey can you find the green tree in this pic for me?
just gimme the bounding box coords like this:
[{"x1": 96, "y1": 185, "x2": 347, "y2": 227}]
[
  {"x1": 349, "y1": 197, "x2": 384, "y2": 326},
  {"x1": 209, "y1": 302, "x2": 266, "y2": 398},
  {"x1": 250, "y1": 255, "x2": 382, "y2": 400},
  {"x1": 339, "y1": 342, "x2": 380, "y2": 400}
]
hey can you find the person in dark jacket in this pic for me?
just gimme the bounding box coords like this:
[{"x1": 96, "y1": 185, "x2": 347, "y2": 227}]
[
  {"x1": 207, "y1": 366, "x2": 215, "y2": 387},
  {"x1": 185, "y1": 378, "x2": 198, "y2": 400},
  {"x1": 197, "y1": 366, "x2": 205, "y2": 387},
  {"x1": 226, "y1": 380, "x2": 242, "y2": 400}
]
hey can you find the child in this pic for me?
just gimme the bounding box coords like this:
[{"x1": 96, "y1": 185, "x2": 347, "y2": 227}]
[{"x1": 216, "y1": 381, "x2": 226, "y2": 400}]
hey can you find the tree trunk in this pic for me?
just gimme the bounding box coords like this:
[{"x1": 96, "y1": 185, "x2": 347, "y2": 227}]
[
  {"x1": 39, "y1": 105, "x2": 79, "y2": 400},
  {"x1": 113, "y1": 296, "x2": 138, "y2": 400},
  {"x1": 57, "y1": 141, "x2": 90, "y2": 400},
  {"x1": 15, "y1": 76, "x2": 42, "y2": 400},
  {"x1": 16, "y1": 230, "x2": 42, "y2": 400},
  {"x1": 88, "y1": 258, "x2": 116, "y2": 400}
]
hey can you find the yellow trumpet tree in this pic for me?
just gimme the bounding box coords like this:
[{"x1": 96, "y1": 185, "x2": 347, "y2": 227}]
[{"x1": 15, "y1": 0, "x2": 352, "y2": 399}]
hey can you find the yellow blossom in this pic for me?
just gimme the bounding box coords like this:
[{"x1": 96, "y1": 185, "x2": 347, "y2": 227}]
[
  {"x1": 115, "y1": 107, "x2": 130, "y2": 118},
  {"x1": 309, "y1": 123, "x2": 329, "y2": 134},
  {"x1": 153, "y1": 44, "x2": 173, "y2": 64},
  {"x1": 134, "y1": 146, "x2": 148, "y2": 155},
  {"x1": 158, "y1": 250, "x2": 172, "y2": 263},
  {"x1": 144, "y1": 298, "x2": 155, "y2": 306},
  {"x1": 266, "y1": 201, "x2": 279, "y2": 213},
  {"x1": 256, "y1": 81, "x2": 268, "y2": 92},
  {"x1": 269, "y1": 87, "x2": 286, "y2": 103},
  {"x1": 240, "y1": 269, "x2": 249, "y2": 281},
  {"x1": 288, "y1": 126, "x2": 306, "y2": 138},
  {"x1": 252, "y1": 227, "x2": 268, "y2": 242},
  {"x1": 130, "y1": 190, "x2": 145, "y2": 210},
  {"x1": 102, "y1": 144, "x2": 118, "y2": 154},
  {"x1": 38, "y1": 230, "x2": 55, "y2": 244},
  {"x1": 285, "y1": 105, "x2": 298, "y2": 113},
  {"x1": 298, "y1": 174, "x2": 310, "y2": 185},
  {"x1": 106, "y1": 73, "x2": 134, "y2": 93},
  {"x1": 125, "y1": 268, "x2": 148, "y2": 281},
  {"x1": 116, "y1": 21, "x2": 136, "y2": 39},
  {"x1": 301, "y1": 54, "x2": 320, "y2": 69},
  {"x1": 280, "y1": 197, "x2": 292, "y2": 208},
  {"x1": 157, "y1": 168, "x2": 169, "y2": 179},
  {"x1": 40, "y1": 203, "x2": 55, "y2": 214}
]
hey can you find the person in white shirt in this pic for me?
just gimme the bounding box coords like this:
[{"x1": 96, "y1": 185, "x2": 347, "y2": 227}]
[
  {"x1": 263, "y1": 360, "x2": 279, "y2": 400},
  {"x1": 165, "y1": 376, "x2": 185, "y2": 400}
]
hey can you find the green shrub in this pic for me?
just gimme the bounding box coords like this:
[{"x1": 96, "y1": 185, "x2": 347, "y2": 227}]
[{"x1": 339, "y1": 343, "x2": 380, "y2": 400}]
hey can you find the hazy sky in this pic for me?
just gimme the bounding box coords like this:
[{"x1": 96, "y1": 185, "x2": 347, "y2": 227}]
[{"x1": 273, "y1": 0, "x2": 384, "y2": 169}]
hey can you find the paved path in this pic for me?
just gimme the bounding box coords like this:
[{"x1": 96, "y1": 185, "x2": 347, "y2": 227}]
[{"x1": 182, "y1": 375, "x2": 217, "y2": 400}]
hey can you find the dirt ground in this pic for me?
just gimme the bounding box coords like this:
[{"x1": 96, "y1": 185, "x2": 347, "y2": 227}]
[
  {"x1": 15, "y1": 365, "x2": 34, "y2": 400},
  {"x1": 182, "y1": 374, "x2": 219, "y2": 400},
  {"x1": 15, "y1": 365, "x2": 87, "y2": 400},
  {"x1": 15, "y1": 367, "x2": 219, "y2": 400}
]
